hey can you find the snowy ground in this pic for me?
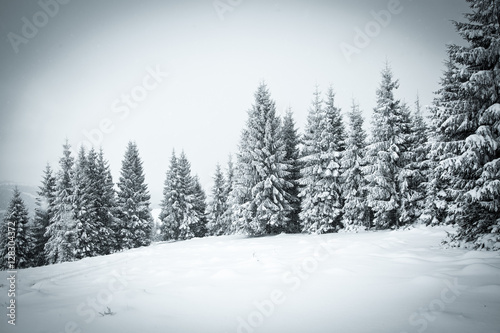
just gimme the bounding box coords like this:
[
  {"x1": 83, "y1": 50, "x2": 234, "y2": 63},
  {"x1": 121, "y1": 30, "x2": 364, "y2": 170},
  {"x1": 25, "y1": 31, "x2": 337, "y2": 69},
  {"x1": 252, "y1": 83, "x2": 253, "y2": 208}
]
[{"x1": 1, "y1": 225, "x2": 500, "y2": 333}]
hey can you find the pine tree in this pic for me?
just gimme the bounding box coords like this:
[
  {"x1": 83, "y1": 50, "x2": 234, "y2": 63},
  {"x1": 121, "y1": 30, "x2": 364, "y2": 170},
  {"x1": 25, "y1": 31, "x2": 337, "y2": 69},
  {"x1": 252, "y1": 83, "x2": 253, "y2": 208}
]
[
  {"x1": 396, "y1": 102, "x2": 418, "y2": 226},
  {"x1": 431, "y1": 0, "x2": 500, "y2": 248},
  {"x1": 281, "y1": 109, "x2": 301, "y2": 233},
  {"x1": 0, "y1": 188, "x2": 31, "y2": 270},
  {"x1": 425, "y1": 58, "x2": 461, "y2": 225},
  {"x1": 221, "y1": 155, "x2": 236, "y2": 234},
  {"x1": 177, "y1": 152, "x2": 200, "y2": 240},
  {"x1": 365, "y1": 64, "x2": 406, "y2": 229},
  {"x1": 159, "y1": 151, "x2": 182, "y2": 241},
  {"x1": 400, "y1": 96, "x2": 429, "y2": 225},
  {"x1": 45, "y1": 140, "x2": 78, "y2": 264},
  {"x1": 116, "y1": 142, "x2": 153, "y2": 250},
  {"x1": 30, "y1": 164, "x2": 57, "y2": 267},
  {"x1": 299, "y1": 87, "x2": 324, "y2": 232},
  {"x1": 73, "y1": 146, "x2": 101, "y2": 259},
  {"x1": 207, "y1": 164, "x2": 227, "y2": 236},
  {"x1": 191, "y1": 176, "x2": 208, "y2": 237},
  {"x1": 341, "y1": 101, "x2": 369, "y2": 230},
  {"x1": 299, "y1": 86, "x2": 345, "y2": 233},
  {"x1": 159, "y1": 151, "x2": 205, "y2": 240},
  {"x1": 95, "y1": 148, "x2": 117, "y2": 254},
  {"x1": 233, "y1": 83, "x2": 293, "y2": 235},
  {"x1": 320, "y1": 86, "x2": 346, "y2": 226}
]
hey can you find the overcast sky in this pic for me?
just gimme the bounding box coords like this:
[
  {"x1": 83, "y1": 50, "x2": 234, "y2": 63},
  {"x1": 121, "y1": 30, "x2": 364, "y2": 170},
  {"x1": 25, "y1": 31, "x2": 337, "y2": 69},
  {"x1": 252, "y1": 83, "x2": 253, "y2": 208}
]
[{"x1": 0, "y1": 0, "x2": 470, "y2": 207}]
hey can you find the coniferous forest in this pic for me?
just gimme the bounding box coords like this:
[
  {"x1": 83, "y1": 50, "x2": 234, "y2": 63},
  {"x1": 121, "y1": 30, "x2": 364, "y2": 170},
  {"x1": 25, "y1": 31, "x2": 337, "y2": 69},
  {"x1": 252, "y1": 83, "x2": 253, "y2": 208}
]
[{"x1": 1, "y1": 0, "x2": 499, "y2": 271}]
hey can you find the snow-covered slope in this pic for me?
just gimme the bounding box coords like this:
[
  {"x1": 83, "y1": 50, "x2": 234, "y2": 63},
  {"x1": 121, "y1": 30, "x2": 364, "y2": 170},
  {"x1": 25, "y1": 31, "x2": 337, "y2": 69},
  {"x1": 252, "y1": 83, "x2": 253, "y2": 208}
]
[{"x1": 1, "y1": 226, "x2": 499, "y2": 333}]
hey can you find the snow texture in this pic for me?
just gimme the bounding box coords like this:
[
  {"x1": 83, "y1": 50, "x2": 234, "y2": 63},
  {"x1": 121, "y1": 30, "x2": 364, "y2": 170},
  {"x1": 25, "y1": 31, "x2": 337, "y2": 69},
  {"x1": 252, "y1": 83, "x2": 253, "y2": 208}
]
[{"x1": 1, "y1": 225, "x2": 499, "y2": 333}]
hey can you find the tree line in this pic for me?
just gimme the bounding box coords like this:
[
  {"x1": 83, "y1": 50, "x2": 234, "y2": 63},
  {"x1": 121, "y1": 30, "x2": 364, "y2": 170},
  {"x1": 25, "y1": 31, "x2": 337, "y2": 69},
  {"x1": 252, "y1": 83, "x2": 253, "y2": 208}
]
[{"x1": 1, "y1": 0, "x2": 499, "y2": 269}]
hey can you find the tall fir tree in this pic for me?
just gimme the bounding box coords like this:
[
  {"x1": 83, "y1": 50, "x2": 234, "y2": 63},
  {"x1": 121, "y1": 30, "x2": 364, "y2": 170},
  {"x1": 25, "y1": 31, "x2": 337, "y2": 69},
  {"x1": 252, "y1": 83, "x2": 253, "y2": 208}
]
[
  {"x1": 299, "y1": 87, "x2": 324, "y2": 232},
  {"x1": 95, "y1": 148, "x2": 118, "y2": 254},
  {"x1": 0, "y1": 188, "x2": 31, "y2": 269},
  {"x1": 73, "y1": 147, "x2": 117, "y2": 258},
  {"x1": 320, "y1": 86, "x2": 346, "y2": 226},
  {"x1": 430, "y1": 0, "x2": 500, "y2": 248},
  {"x1": 425, "y1": 58, "x2": 461, "y2": 225},
  {"x1": 281, "y1": 109, "x2": 302, "y2": 233},
  {"x1": 299, "y1": 86, "x2": 345, "y2": 233},
  {"x1": 400, "y1": 96, "x2": 429, "y2": 225},
  {"x1": 73, "y1": 147, "x2": 101, "y2": 259},
  {"x1": 159, "y1": 151, "x2": 204, "y2": 240},
  {"x1": 341, "y1": 101, "x2": 369, "y2": 230},
  {"x1": 233, "y1": 83, "x2": 293, "y2": 235},
  {"x1": 159, "y1": 151, "x2": 182, "y2": 240},
  {"x1": 221, "y1": 155, "x2": 236, "y2": 234},
  {"x1": 191, "y1": 175, "x2": 208, "y2": 237},
  {"x1": 30, "y1": 164, "x2": 57, "y2": 267},
  {"x1": 365, "y1": 64, "x2": 407, "y2": 229},
  {"x1": 45, "y1": 140, "x2": 78, "y2": 264},
  {"x1": 176, "y1": 152, "x2": 201, "y2": 240},
  {"x1": 207, "y1": 164, "x2": 227, "y2": 236},
  {"x1": 396, "y1": 102, "x2": 418, "y2": 226},
  {"x1": 116, "y1": 142, "x2": 153, "y2": 250}
]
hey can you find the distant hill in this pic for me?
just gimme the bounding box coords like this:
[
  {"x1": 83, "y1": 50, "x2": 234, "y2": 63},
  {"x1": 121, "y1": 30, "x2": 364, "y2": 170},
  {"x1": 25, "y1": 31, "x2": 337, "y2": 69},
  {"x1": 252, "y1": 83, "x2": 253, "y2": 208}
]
[{"x1": 0, "y1": 181, "x2": 38, "y2": 220}]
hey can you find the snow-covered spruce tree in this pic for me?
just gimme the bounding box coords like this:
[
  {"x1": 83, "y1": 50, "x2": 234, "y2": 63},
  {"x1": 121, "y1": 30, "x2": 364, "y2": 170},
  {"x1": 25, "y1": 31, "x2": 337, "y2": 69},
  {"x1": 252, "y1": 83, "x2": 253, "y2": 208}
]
[
  {"x1": 72, "y1": 147, "x2": 100, "y2": 259},
  {"x1": 191, "y1": 176, "x2": 208, "y2": 238},
  {"x1": 365, "y1": 64, "x2": 407, "y2": 229},
  {"x1": 220, "y1": 155, "x2": 236, "y2": 234},
  {"x1": 0, "y1": 188, "x2": 31, "y2": 270},
  {"x1": 299, "y1": 87, "x2": 324, "y2": 232},
  {"x1": 95, "y1": 148, "x2": 118, "y2": 254},
  {"x1": 159, "y1": 151, "x2": 182, "y2": 240},
  {"x1": 400, "y1": 96, "x2": 429, "y2": 225},
  {"x1": 299, "y1": 86, "x2": 345, "y2": 234},
  {"x1": 177, "y1": 152, "x2": 201, "y2": 240},
  {"x1": 207, "y1": 164, "x2": 227, "y2": 236},
  {"x1": 432, "y1": 0, "x2": 500, "y2": 249},
  {"x1": 30, "y1": 163, "x2": 56, "y2": 267},
  {"x1": 320, "y1": 86, "x2": 346, "y2": 226},
  {"x1": 159, "y1": 151, "x2": 204, "y2": 240},
  {"x1": 341, "y1": 101, "x2": 369, "y2": 231},
  {"x1": 281, "y1": 109, "x2": 302, "y2": 233},
  {"x1": 70, "y1": 147, "x2": 117, "y2": 258},
  {"x1": 425, "y1": 58, "x2": 461, "y2": 225},
  {"x1": 116, "y1": 142, "x2": 153, "y2": 250},
  {"x1": 233, "y1": 83, "x2": 293, "y2": 235},
  {"x1": 396, "y1": 102, "x2": 418, "y2": 226},
  {"x1": 45, "y1": 140, "x2": 78, "y2": 264}
]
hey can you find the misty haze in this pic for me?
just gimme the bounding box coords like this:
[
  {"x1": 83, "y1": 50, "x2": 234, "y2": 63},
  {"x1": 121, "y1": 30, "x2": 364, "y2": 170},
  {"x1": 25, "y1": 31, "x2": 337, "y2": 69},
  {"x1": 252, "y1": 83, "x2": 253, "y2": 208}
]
[{"x1": 0, "y1": 1, "x2": 499, "y2": 333}]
